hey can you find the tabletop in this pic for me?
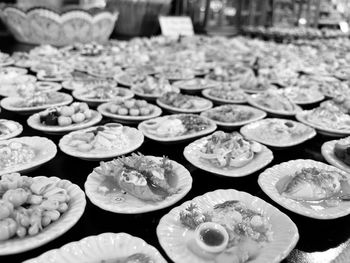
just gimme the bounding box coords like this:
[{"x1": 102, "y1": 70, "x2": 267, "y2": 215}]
[{"x1": 0, "y1": 36, "x2": 350, "y2": 263}]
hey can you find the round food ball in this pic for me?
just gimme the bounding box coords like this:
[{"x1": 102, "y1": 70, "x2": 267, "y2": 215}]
[
  {"x1": 84, "y1": 109, "x2": 92, "y2": 119},
  {"x1": 129, "y1": 108, "x2": 140, "y2": 116},
  {"x1": 79, "y1": 103, "x2": 89, "y2": 112},
  {"x1": 140, "y1": 107, "x2": 151, "y2": 116},
  {"x1": 58, "y1": 116, "x2": 72, "y2": 126},
  {"x1": 109, "y1": 104, "x2": 119, "y2": 114},
  {"x1": 136, "y1": 100, "x2": 147, "y2": 107},
  {"x1": 71, "y1": 113, "x2": 86, "y2": 123},
  {"x1": 124, "y1": 100, "x2": 135, "y2": 108},
  {"x1": 117, "y1": 107, "x2": 128, "y2": 115},
  {"x1": 60, "y1": 106, "x2": 75, "y2": 117}
]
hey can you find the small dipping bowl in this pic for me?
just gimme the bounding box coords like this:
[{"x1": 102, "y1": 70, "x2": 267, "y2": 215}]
[{"x1": 195, "y1": 222, "x2": 229, "y2": 254}]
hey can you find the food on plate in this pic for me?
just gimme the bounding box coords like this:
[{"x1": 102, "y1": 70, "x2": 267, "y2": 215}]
[
  {"x1": 15, "y1": 82, "x2": 61, "y2": 98},
  {"x1": 141, "y1": 114, "x2": 213, "y2": 137},
  {"x1": 0, "y1": 142, "x2": 35, "y2": 169},
  {"x1": 93, "y1": 153, "x2": 178, "y2": 202},
  {"x1": 203, "y1": 83, "x2": 247, "y2": 103},
  {"x1": 73, "y1": 85, "x2": 132, "y2": 101},
  {"x1": 321, "y1": 96, "x2": 350, "y2": 114},
  {"x1": 276, "y1": 167, "x2": 350, "y2": 207},
  {"x1": 207, "y1": 64, "x2": 251, "y2": 82},
  {"x1": 38, "y1": 102, "x2": 93, "y2": 127},
  {"x1": 282, "y1": 86, "x2": 324, "y2": 104},
  {"x1": 179, "y1": 200, "x2": 273, "y2": 262},
  {"x1": 198, "y1": 131, "x2": 262, "y2": 168},
  {"x1": 103, "y1": 98, "x2": 156, "y2": 117},
  {"x1": 334, "y1": 136, "x2": 350, "y2": 166},
  {"x1": 155, "y1": 66, "x2": 194, "y2": 80},
  {"x1": 201, "y1": 105, "x2": 256, "y2": 123},
  {"x1": 157, "y1": 92, "x2": 212, "y2": 111},
  {"x1": 64, "y1": 124, "x2": 130, "y2": 152},
  {"x1": 0, "y1": 173, "x2": 70, "y2": 241},
  {"x1": 317, "y1": 79, "x2": 349, "y2": 98},
  {"x1": 0, "y1": 121, "x2": 21, "y2": 139},
  {"x1": 249, "y1": 90, "x2": 299, "y2": 113},
  {"x1": 115, "y1": 71, "x2": 147, "y2": 86},
  {"x1": 131, "y1": 76, "x2": 177, "y2": 97},
  {"x1": 301, "y1": 106, "x2": 350, "y2": 131},
  {"x1": 235, "y1": 69, "x2": 271, "y2": 93},
  {"x1": 173, "y1": 78, "x2": 219, "y2": 91},
  {"x1": 10, "y1": 92, "x2": 70, "y2": 109}
]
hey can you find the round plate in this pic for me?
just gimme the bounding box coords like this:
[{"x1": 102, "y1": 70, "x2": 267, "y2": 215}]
[
  {"x1": 0, "y1": 93, "x2": 73, "y2": 115},
  {"x1": 72, "y1": 87, "x2": 134, "y2": 107},
  {"x1": 258, "y1": 159, "x2": 350, "y2": 219},
  {"x1": 157, "y1": 189, "x2": 299, "y2": 263},
  {"x1": 27, "y1": 110, "x2": 102, "y2": 135},
  {"x1": 24, "y1": 232, "x2": 167, "y2": 263},
  {"x1": 183, "y1": 134, "x2": 273, "y2": 177},
  {"x1": 0, "y1": 137, "x2": 57, "y2": 176},
  {"x1": 0, "y1": 119, "x2": 23, "y2": 140},
  {"x1": 200, "y1": 104, "x2": 267, "y2": 129},
  {"x1": 0, "y1": 176, "x2": 86, "y2": 256},
  {"x1": 296, "y1": 111, "x2": 350, "y2": 137},
  {"x1": 97, "y1": 102, "x2": 162, "y2": 124},
  {"x1": 201, "y1": 88, "x2": 248, "y2": 104},
  {"x1": 247, "y1": 95, "x2": 302, "y2": 117},
  {"x1": 156, "y1": 97, "x2": 213, "y2": 114},
  {"x1": 85, "y1": 156, "x2": 193, "y2": 214},
  {"x1": 240, "y1": 118, "x2": 317, "y2": 148},
  {"x1": 138, "y1": 115, "x2": 217, "y2": 143},
  {"x1": 59, "y1": 125, "x2": 144, "y2": 161},
  {"x1": 321, "y1": 140, "x2": 350, "y2": 173}
]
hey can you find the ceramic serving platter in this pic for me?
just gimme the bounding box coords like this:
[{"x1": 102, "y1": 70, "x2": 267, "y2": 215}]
[
  {"x1": 24, "y1": 232, "x2": 166, "y2": 263},
  {"x1": 240, "y1": 118, "x2": 317, "y2": 148},
  {"x1": 84, "y1": 156, "x2": 192, "y2": 214},
  {"x1": 183, "y1": 135, "x2": 273, "y2": 177},
  {"x1": 157, "y1": 189, "x2": 299, "y2": 263},
  {"x1": 0, "y1": 137, "x2": 57, "y2": 176},
  {"x1": 27, "y1": 110, "x2": 102, "y2": 135},
  {"x1": 0, "y1": 119, "x2": 23, "y2": 141},
  {"x1": 321, "y1": 140, "x2": 350, "y2": 173},
  {"x1": 258, "y1": 159, "x2": 350, "y2": 219},
  {"x1": 0, "y1": 176, "x2": 86, "y2": 255},
  {"x1": 59, "y1": 125, "x2": 144, "y2": 161}
]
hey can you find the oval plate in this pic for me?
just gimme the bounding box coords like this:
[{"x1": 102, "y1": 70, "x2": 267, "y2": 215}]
[
  {"x1": 201, "y1": 88, "x2": 248, "y2": 104},
  {"x1": 321, "y1": 140, "x2": 350, "y2": 174},
  {"x1": 0, "y1": 119, "x2": 23, "y2": 141},
  {"x1": 157, "y1": 189, "x2": 299, "y2": 263},
  {"x1": 85, "y1": 156, "x2": 193, "y2": 214},
  {"x1": 156, "y1": 97, "x2": 213, "y2": 114}
]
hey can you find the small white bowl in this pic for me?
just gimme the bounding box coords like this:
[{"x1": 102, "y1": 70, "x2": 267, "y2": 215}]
[{"x1": 194, "y1": 222, "x2": 229, "y2": 254}]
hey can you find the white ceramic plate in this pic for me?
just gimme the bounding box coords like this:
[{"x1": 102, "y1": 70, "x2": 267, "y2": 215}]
[
  {"x1": 0, "y1": 92, "x2": 73, "y2": 115},
  {"x1": 156, "y1": 97, "x2": 213, "y2": 114},
  {"x1": 258, "y1": 159, "x2": 350, "y2": 219},
  {"x1": 24, "y1": 232, "x2": 167, "y2": 263},
  {"x1": 282, "y1": 88, "x2": 325, "y2": 105},
  {"x1": 0, "y1": 81, "x2": 61, "y2": 98},
  {"x1": 27, "y1": 110, "x2": 102, "y2": 135},
  {"x1": 201, "y1": 88, "x2": 248, "y2": 104},
  {"x1": 296, "y1": 111, "x2": 350, "y2": 137},
  {"x1": 85, "y1": 156, "x2": 193, "y2": 214},
  {"x1": 200, "y1": 105, "x2": 267, "y2": 129},
  {"x1": 173, "y1": 78, "x2": 220, "y2": 92},
  {"x1": 59, "y1": 125, "x2": 144, "y2": 161},
  {"x1": 247, "y1": 95, "x2": 302, "y2": 117},
  {"x1": 321, "y1": 140, "x2": 350, "y2": 173},
  {"x1": 131, "y1": 86, "x2": 180, "y2": 101},
  {"x1": 72, "y1": 87, "x2": 134, "y2": 107},
  {"x1": 183, "y1": 135, "x2": 273, "y2": 177},
  {"x1": 0, "y1": 176, "x2": 86, "y2": 255},
  {"x1": 240, "y1": 118, "x2": 317, "y2": 148},
  {"x1": 0, "y1": 119, "x2": 23, "y2": 140},
  {"x1": 157, "y1": 189, "x2": 299, "y2": 263},
  {"x1": 0, "y1": 136, "x2": 57, "y2": 176},
  {"x1": 97, "y1": 102, "x2": 162, "y2": 124},
  {"x1": 138, "y1": 115, "x2": 217, "y2": 143}
]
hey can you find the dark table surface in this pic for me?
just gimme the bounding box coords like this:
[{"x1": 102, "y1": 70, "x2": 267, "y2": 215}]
[{"x1": 0, "y1": 35, "x2": 350, "y2": 263}]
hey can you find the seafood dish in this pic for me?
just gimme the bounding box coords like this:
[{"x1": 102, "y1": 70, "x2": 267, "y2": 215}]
[
  {"x1": 201, "y1": 104, "x2": 266, "y2": 127},
  {"x1": 23, "y1": 233, "x2": 167, "y2": 263},
  {"x1": 0, "y1": 173, "x2": 71, "y2": 241},
  {"x1": 0, "y1": 142, "x2": 35, "y2": 170},
  {"x1": 240, "y1": 118, "x2": 316, "y2": 147},
  {"x1": 138, "y1": 114, "x2": 216, "y2": 141},
  {"x1": 72, "y1": 85, "x2": 133, "y2": 105},
  {"x1": 198, "y1": 131, "x2": 263, "y2": 168},
  {"x1": 98, "y1": 98, "x2": 162, "y2": 123},
  {"x1": 59, "y1": 124, "x2": 144, "y2": 160},
  {"x1": 248, "y1": 90, "x2": 301, "y2": 116},
  {"x1": 0, "y1": 120, "x2": 22, "y2": 140},
  {"x1": 131, "y1": 76, "x2": 178, "y2": 99},
  {"x1": 156, "y1": 92, "x2": 213, "y2": 113},
  {"x1": 259, "y1": 159, "x2": 350, "y2": 219},
  {"x1": 201, "y1": 83, "x2": 247, "y2": 104}
]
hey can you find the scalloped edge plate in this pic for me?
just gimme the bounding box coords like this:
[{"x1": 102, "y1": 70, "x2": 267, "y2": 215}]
[
  {"x1": 0, "y1": 176, "x2": 86, "y2": 255},
  {"x1": 0, "y1": 136, "x2": 57, "y2": 176},
  {"x1": 85, "y1": 156, "x2": 193, "y2": 214},
  {"x1": 59, "y1": 125, "x2": 144, "y2": 160},
  {"x1": 157, "y1": 189, "x2": 299, "y2": 263},
  {"x1": 183, "y1": 134, "x2": 273, "y2": 177},
  {"x1": 258, "y1": 159, "x2": 350, "y2": 219}
]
